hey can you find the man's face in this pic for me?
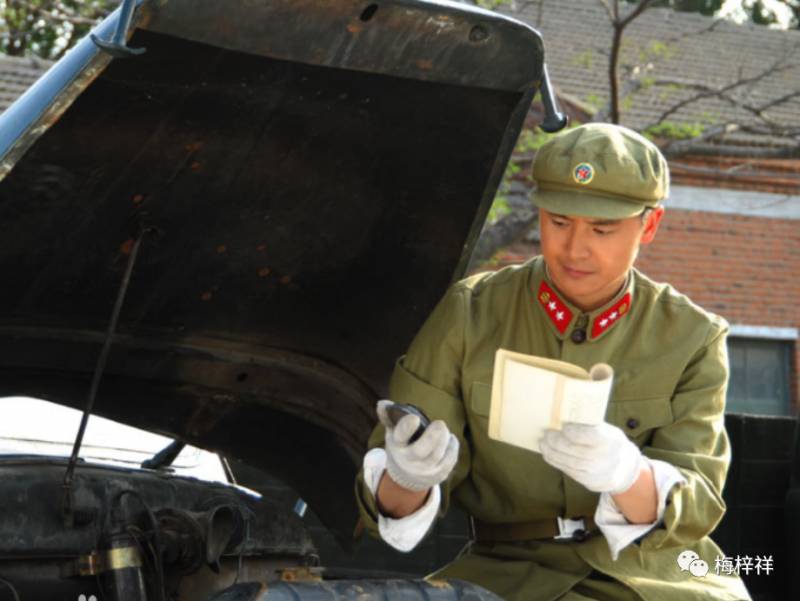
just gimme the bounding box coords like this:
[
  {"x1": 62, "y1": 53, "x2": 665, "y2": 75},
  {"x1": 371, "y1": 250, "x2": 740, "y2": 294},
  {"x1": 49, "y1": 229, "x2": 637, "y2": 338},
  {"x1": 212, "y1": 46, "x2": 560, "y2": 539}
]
[{"x1": 539, "y1": 206, "x2": 664, "y2": 311}]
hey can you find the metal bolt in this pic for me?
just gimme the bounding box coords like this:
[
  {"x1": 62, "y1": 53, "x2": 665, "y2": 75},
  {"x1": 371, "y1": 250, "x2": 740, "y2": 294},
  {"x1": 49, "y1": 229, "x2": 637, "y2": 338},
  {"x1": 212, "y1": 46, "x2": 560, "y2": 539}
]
[{"x1": 469, "y1": 24, "x2": 489, "y2": 43}]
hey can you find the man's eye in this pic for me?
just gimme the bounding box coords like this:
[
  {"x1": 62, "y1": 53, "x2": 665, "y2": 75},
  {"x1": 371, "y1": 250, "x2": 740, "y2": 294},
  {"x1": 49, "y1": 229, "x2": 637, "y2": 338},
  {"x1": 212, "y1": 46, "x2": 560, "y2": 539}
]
[
  {"x1": 552, "y1": 219, "x2": 568, "y2": 227},
  {"x1": 594, "y1": 228, "x2": 613, "y2": 236}
]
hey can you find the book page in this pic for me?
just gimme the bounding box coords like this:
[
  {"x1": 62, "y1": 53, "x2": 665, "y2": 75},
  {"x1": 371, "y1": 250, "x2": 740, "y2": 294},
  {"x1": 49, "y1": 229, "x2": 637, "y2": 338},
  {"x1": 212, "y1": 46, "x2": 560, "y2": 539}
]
[
  {"x1": 559, "y1": 364, "x2": 614, "y2": 425},
  {"x1": 491, "y1": 359, "x2": 558, "y2": 452},
  {"x1": 489, "y1": 349, "x2": 614, "y2": 453},
  {"x1": 494, "y1": 349, "x2": 591, "y2": 380}
]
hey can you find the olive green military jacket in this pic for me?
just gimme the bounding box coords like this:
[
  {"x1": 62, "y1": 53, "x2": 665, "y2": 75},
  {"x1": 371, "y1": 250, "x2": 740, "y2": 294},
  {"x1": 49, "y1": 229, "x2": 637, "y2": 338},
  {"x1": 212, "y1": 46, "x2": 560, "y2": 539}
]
[{"x1": 356, "y1": 256, "x2": 751, "y2": 601}]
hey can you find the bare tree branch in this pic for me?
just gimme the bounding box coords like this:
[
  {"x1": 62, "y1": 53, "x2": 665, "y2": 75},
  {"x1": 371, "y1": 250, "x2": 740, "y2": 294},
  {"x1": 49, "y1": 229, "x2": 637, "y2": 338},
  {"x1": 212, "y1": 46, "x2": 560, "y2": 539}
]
[
  {"x1": 751, "y1": 90, "x2": 800, "y2": 115},
  {"x1": 738, "y1": 123, "x2": 800, "y2": 137},
  {"x1": 535, "y1": 0, "x2": 545, "y2": 27},
  {"x1": 472, "y1": 0, "x2": 800, "y2": 261},
  {"x1": 619, "y1": 0, "x2": 658, "y2": 27},
  {"x1": 647, "y1": 56, "x2": 797, "y2": 129},
  {"x1": 668, "y1": 161, "x2": 757, "y2": 176},
  {"x1": 596, "y1": 0, "x2": 614, "y2": 22},
  {"x1": 669, "y1": 143, "x2": 799, "y2": 159},
  {"x1": 603, "y1": 0, "x2": 661, "y2": 123},
  {"x1": 660, "y1": 123, "x2": 739, "y2": 156},
  {"x1": 657, "y1": 17, "x2": 724, "y2": 46}
]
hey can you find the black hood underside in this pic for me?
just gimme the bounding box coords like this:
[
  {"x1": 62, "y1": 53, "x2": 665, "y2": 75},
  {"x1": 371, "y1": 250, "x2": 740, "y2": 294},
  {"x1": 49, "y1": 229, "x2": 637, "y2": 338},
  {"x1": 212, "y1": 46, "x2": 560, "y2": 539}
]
[{"x1": 0, "y1": 0, "x2": 544, "y2": 543}]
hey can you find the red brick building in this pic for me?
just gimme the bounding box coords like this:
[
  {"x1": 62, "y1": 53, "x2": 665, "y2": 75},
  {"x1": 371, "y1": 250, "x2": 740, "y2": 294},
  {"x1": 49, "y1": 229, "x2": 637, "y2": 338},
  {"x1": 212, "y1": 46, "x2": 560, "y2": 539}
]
[{"x1": 486, "y1": 1, "x2": 800, "y2": 416}]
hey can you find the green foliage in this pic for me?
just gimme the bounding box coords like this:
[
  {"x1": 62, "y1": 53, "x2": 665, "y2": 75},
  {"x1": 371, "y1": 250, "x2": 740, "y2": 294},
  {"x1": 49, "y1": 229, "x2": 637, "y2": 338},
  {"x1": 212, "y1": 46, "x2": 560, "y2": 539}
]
[
  {"x1": 487, "y1": 195, "x2": 512, "y2": 223},
  {"x1": 571, "y1": 49, "x2": 595, "y2": 70},
  {"x1": 750, "y1": 1, "x2": 776, "y2": 24},
  {"x1": 487, "y1": 124, "x2": 581, "y2": 224},
  {"x1": 657, "y1": 82, "x2": 685, "y2": 102},
  {"x1": 623, "y1": 0, "x2": 798, "y2": 28},
  {"x1": 638, "y1": 40, "x2": 674, "y2": 63},
  {"x1": 473, "y1": 0, "x2": 512, "y2": 8},
  {"x1": 1, "y1": 0, "x2": 112, "y2": 59},
  {"x1": 515, "y1": 128, "x2": 554, "y2": 154},
  {"x1": 643, "y1": 121, "x2": 707, "y2": 140},
  {"x1": 621, "y1": 95, "x2": 635, "y2": 111},
  {"x1": 639, "y1": 76, "x2": 657, "y2": 89},
  {"x1": 584, "y1": 93, "x2": 604, "y2": 112}
]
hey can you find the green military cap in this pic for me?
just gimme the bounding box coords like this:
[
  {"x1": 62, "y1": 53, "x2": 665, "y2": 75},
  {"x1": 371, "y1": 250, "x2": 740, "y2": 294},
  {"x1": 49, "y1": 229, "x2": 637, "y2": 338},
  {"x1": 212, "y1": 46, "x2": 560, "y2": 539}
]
[{"x1": 530, "y1": 123, "x2": 669, "y2": 219}]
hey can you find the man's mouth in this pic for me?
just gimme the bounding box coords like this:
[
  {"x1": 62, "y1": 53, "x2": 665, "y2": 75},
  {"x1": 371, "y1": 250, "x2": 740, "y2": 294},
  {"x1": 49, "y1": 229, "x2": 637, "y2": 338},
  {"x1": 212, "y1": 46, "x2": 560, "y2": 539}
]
[{"x1": 561, "y1": 265, "x2": 593, "y2": 278}]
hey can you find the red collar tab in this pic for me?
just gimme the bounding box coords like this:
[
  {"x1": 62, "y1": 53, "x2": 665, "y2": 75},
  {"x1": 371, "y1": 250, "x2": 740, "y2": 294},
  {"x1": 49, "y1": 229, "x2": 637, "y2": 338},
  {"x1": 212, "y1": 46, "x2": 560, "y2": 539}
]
[
  {"x1": 591, "y1": 292, "x2": 632, "y2": 340},
  {"x1": 536, "y1": 281, "x2": 574, "y2": 335}
]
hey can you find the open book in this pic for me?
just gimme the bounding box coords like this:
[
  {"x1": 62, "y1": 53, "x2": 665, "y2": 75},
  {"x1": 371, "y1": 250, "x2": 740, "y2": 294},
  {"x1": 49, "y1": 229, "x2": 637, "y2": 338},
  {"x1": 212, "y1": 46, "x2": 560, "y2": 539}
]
[{"x1": 488, "y1": 349, "x2": 614, "y2": 453}]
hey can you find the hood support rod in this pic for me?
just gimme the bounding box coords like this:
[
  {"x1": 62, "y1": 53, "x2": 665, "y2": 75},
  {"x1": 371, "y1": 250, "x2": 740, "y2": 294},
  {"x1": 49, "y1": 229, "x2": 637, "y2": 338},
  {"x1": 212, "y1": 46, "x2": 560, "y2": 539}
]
[
  {"x1": 91, "y1": 0, "x2": 147, "y2": 58},
  {"x1": 61, "y1": 233, "x2": 144, "y2": 527}
]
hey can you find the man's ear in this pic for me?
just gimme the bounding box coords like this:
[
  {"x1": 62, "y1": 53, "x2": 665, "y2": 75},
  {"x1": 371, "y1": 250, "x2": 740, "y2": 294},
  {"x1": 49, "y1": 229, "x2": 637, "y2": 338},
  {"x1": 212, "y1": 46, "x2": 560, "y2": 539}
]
[{"x1": 641, "y1": 206, "x2": 665, "y2": 244}]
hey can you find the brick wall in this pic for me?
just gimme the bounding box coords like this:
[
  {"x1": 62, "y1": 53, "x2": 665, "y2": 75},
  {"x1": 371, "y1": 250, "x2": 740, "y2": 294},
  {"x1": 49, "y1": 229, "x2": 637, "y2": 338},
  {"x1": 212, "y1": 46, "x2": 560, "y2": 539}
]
[
  {"x1": 637, "y1": 209, "x2": 799, "y2": 411},
  {"x1": 636, "y1": 209, "x2": 798, "y2": 328}
]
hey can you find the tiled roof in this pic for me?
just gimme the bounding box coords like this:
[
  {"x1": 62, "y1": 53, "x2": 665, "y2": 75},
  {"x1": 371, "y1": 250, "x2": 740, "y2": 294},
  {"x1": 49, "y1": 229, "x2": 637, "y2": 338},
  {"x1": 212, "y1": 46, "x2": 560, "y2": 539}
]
[
  {"x1": 501, "y1": 0, "x2": 800, "y2": 154},
  {"x1": 2, "y1": 3, "x2": 799, "y2": 153},
  {"x1": 0, "y1": 55, "x2": 51, "y2": 113}
]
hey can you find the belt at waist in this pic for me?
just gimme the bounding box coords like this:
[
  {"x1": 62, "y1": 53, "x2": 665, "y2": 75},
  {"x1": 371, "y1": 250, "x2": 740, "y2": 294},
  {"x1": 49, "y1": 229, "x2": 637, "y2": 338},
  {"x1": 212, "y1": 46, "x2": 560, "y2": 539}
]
[{"x1": 473, "y1": 515, "x2": 598, "y2": 543}]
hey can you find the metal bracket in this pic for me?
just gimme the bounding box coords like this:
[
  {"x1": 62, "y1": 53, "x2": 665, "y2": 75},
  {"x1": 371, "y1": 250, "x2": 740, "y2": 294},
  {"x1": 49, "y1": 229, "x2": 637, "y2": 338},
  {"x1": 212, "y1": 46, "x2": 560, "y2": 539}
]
[
  {"x1": 74, "y1": 547, "x2": 142, "y2": 576},
  {"x1": 539, "y1": 64, "x2": 569, "y2": 133},
  {"x1": 555, "y1": 516, "x2": 586, "y2": 540},
  {"x1": 91, "y1": 0, "x2": 146, "y2": 58},
  {"x1": 141, "y1": 440, "x2": 186, "y2": 470}
]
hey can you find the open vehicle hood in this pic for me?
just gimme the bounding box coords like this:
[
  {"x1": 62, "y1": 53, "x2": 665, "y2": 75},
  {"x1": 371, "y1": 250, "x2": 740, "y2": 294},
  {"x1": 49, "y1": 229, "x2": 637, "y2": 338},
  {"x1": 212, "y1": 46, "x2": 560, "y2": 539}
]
[{"x1": 0, "y1": 0, "x2": 545, "y2": 543}]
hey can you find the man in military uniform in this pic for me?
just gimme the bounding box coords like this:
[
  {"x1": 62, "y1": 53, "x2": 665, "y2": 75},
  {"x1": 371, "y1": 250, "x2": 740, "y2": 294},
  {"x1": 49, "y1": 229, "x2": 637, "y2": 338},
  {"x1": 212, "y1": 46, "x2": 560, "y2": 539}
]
[{"x1": 355, "y1": 123, "x2": 752, "y2": 601}]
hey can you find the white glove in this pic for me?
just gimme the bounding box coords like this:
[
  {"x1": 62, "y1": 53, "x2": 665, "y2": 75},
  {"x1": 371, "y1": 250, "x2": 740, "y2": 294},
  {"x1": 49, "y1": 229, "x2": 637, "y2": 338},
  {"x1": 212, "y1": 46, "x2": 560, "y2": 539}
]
[
  {"x1": 540, "y1": 422, "x2": 645, "y2": 495},
  {"x1": 376, "y1": 400, "x2": 459, "y2": 492}
]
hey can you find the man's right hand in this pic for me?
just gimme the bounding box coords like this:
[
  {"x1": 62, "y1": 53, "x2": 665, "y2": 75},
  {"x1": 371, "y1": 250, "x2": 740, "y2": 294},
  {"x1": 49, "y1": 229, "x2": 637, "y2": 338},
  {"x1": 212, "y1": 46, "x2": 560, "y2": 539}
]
[{"x1": 377, "y1": 399, "x2": 459, "y2": 493}]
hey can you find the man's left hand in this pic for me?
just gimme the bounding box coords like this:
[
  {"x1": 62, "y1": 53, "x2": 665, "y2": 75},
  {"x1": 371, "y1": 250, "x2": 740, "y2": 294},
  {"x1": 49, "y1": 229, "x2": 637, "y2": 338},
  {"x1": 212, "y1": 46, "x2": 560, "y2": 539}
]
[{"x1": 540, "y1": 422, "x2": 645, "y2": 495}]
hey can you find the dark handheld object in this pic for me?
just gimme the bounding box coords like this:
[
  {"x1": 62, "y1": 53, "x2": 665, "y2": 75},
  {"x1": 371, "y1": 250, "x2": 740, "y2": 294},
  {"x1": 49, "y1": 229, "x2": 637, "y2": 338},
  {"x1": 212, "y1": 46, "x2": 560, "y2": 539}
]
[{"x1": 385, "y1": 403, "x2": 430, "y2": 444}]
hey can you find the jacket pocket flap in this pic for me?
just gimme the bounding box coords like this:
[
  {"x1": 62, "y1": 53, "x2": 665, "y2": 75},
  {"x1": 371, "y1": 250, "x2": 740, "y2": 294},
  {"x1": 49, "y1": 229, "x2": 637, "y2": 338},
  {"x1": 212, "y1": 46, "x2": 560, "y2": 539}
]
[{"x1": 606, "y1": 397, "x2": 673, "y2": 438}]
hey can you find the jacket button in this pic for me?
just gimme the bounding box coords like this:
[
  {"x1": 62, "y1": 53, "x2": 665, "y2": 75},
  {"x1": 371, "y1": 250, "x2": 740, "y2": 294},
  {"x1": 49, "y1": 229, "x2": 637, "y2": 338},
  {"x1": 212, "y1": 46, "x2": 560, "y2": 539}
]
[
  {"x1": 626, "y1": 418, "x2": 639, "y2": 429},
  {"x1": 570, "y1": 329, "x2": 586, "y2": 344}
]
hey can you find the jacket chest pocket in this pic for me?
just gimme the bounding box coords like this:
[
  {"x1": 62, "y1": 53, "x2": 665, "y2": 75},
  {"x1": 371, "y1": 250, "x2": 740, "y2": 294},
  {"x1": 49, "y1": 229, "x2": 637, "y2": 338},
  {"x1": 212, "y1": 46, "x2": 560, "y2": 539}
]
[
  {"x1": 466, "y1": 382, "x2": 493, "y2": 444},
  {"x1": 606, "y1": 396, "x2": 673, "y2": 447},
  {"x1": 469, "y1": 381, "x2": 492, "y2": 417}
]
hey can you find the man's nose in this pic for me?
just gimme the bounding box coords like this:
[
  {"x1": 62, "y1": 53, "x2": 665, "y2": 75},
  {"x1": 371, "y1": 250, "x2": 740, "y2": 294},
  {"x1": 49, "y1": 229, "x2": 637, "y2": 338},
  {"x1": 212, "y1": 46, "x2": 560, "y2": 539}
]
[{"x1": 564, "y1": 227, "x2": 591, "y2": 260}]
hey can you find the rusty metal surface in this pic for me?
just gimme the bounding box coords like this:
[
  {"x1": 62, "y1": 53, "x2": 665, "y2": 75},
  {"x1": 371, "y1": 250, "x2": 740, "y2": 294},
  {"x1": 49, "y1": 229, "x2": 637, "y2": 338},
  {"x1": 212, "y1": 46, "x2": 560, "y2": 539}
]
[
  {"x1": 141, "y1": 0, "x2": 542, "y2": 91},
  {"x1": 0, "y1": 0, "x2": 544, "y2": 543}
]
